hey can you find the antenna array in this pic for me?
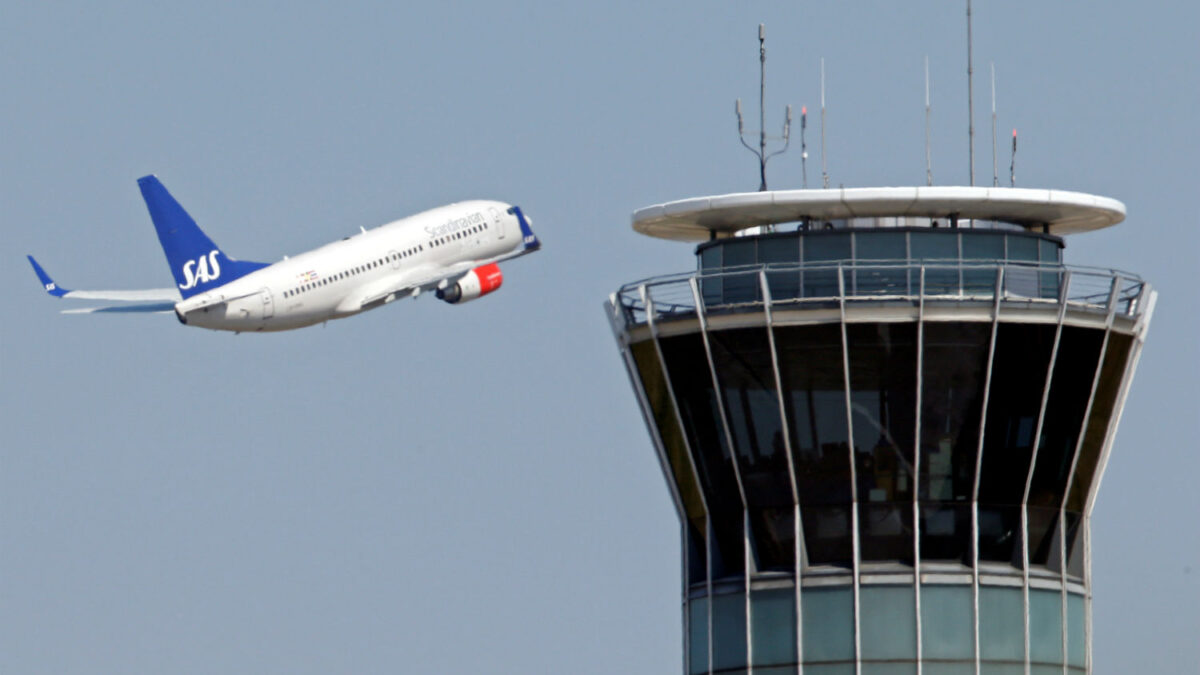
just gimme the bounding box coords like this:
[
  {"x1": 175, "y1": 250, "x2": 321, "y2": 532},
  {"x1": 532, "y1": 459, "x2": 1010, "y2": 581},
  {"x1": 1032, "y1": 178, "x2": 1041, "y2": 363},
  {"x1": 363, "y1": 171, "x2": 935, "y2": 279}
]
[{"x1": 735, "y1": 24, "x2": 792, "y2": 192}]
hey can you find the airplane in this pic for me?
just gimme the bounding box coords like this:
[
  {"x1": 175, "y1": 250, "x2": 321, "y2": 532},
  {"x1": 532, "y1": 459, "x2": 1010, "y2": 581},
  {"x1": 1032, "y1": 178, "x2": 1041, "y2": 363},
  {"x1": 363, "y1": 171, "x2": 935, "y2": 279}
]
[{"x1": 28, "y1": 175, "x2": 541, "y2": 333}]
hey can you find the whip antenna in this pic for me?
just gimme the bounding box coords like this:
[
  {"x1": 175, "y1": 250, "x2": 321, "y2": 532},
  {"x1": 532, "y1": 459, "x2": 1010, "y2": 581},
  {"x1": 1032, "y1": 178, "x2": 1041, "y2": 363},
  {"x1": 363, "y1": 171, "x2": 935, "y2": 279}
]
[
  {"x1": 801, "y1": 106, "x2": 809, "y2": 188},
  {"x1": 991, "y1": 62, "x2": 998, "y2": 186},
  {"x1": 1010, "y1": 129, "x2": 1018, "y2": 187},
  {"x1": 821, "y1": 57, "x2": 829, "y2": 188},
  {"x1": 967, "y1": 0, "x2": 976, "y2": 186},
  {"x1": 925, "y1": 56, "x2": 933, "y2": 186},
  {"x1": 735, "y1": 24, "x2": 792, "y2": 192}
]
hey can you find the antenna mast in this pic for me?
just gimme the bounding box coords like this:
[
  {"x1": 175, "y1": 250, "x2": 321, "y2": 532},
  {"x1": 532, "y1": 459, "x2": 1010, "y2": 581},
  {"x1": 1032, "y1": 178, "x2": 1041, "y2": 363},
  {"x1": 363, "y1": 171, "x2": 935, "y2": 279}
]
[
  {"x1": 991, "y1": 63, "x2": 998, "y2": 186},
  {"x1": 801, "y1": 106, "x2": 809, "y2": 188},
  {"x1": 735, "y1": 24, "x2": 791, "y2": 192},
  {"x1": 821, "y1": 57, "x2": 829, "y2": 188},
  {"x1": 967, "y1": 0, "x2": 975, "y2": 186},
  {"x1": 925, "y1": 56, "x2": 933, "y2": 186},
  {"x1": 1010, "y1": 129, "x2": 1018, "y2": 187}
]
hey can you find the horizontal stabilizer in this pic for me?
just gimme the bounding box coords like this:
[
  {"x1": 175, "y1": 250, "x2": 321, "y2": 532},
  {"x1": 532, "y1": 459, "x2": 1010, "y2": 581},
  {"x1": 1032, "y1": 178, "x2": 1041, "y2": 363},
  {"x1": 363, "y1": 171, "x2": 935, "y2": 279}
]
[
  {"x1": 62, "y1": 303, "x2": 178, "y2": 314},
  {"x1": 28, "y1": 255, "x2": 181, "y2": 303}
]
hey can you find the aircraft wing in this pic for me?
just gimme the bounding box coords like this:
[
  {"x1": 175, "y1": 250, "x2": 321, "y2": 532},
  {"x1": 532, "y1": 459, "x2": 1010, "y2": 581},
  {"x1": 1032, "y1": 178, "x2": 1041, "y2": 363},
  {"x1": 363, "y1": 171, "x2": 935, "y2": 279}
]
[
  {"x1": 348, "y1": 262, "x2": 475, "y2": 311},
  {"x1": 348, "y1": 246, "x2": 537, "y2": 311},
  {"x1": 28, "y1": 255, "x2": 181, "y2": 313}
]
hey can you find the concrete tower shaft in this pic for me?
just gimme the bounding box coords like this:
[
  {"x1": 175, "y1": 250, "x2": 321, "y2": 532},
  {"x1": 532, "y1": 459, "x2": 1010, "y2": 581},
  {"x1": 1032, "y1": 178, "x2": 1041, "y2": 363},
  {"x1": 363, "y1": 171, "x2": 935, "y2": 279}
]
[{"x1": 606, "y1": 188, "x2": 1153, "y2": 675}]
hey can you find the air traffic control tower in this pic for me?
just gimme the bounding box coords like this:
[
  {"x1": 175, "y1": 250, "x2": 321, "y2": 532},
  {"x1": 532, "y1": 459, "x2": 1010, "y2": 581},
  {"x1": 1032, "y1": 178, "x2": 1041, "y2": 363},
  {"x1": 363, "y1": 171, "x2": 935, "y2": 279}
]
[{"x1": 605, "y1": 187, "x2": 1154, "y2": 674}]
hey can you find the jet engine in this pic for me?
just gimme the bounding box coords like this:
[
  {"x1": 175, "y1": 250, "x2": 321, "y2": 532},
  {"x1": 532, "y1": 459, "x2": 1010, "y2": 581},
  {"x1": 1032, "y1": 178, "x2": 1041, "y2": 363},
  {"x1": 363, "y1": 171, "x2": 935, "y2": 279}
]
[{"x1": 436, "y1": 263, "x2": 503, "y2": 304}]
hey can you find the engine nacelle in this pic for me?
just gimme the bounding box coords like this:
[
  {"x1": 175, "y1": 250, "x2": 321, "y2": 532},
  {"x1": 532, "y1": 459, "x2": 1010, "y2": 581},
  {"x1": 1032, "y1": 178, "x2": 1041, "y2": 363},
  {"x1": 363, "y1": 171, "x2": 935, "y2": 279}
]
[{"x1": 437, "y1": 263, "x2": 503, "y2": 304}]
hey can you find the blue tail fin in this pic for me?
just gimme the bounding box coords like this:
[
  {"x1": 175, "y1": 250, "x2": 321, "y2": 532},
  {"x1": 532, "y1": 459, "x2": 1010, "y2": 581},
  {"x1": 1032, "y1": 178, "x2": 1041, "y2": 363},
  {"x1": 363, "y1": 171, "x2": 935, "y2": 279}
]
[
  {"x1": 138, "y1": 175, "x2": 268, "y2": 299},
  {"x1": 510, "y1": 205, "x2": 541, "y2": 251}
]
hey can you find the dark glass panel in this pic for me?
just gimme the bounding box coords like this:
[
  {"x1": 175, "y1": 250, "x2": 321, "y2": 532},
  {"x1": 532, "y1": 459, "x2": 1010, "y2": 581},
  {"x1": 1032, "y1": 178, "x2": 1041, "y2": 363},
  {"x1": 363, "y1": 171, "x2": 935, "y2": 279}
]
[
  {"x1": 847, "y1": 323, "x2": 917, "y2": 562},
  {"x1": 701, "y1": 244, "x2": 722, "y2": 270},
  {"x1": 920, "y1": 322, "x2": 990, "y2": 560},
  {"x1": 978, "y1": 323, "x2": 1057, "y2": 564},
  {"x1": 751, "y1": 588, "x2": 798, "y2": 666},
  {"x1": 761, "y1": 236, "x2": 801, "y2": 301},
  {"x1": 805, "y1": 233, "x2": 852, "y2": 261},
  {"x1": 803, "y1": 233, "x2": 851, "y2": 298},
  {"x1": 912, "y1": 231, "x2": 960, "y2": 295},
  {"x1": 921, "y1": 585, "x2": 975, "y2": 660},
  {"x1": 1006, "y1": 235, "x2": 1038, "y2": 261},
  {"x1": 1039, "y1": 267, "x2": 1064, "y2": 300},
  {"x1": 978, "y1": 586, "x2": 1025, "y2": 662},
  {"x1": 976, "y1": 504, "x2": 1022, "y2": 564},
  {"x1": 1029, "y1": 588, "x2": 1064, "y2": 666},
  {"x1": 1067, "y1": 592, "x2": 1086, "y2": 667},
  {"x1": 713, "y1": 592, "x2": 748, "y2": 672},
  {"x1": 1039, "y1": 239, "x2": 1061, "y2": 264},
  {"x1": 660, "y1": 333, "x2": 745, "y2": 578},
  {"x1": 859, "y1": 586, "x2": 917, "y2": 660},
  {"x1": 686, "y1": 525, "x2": 707, "y2": 587},
  {"x1": 689, "y1": 597, "x2": 709, "y2": 675},
  {"x1": 911, "y1": 230, "x2": 959, "y2": 259},
  {"x1": 631, "y1": 340, "x2": 709, "y2": 583},
  {"x1": 777, "y1": 324, "x2": 854, "y2": 564},
  {"x1": 855, "y1": 231, "x2": 907, "y2": 260},
  {"x1": 759, "y1": 235, "x2": 801, "y2": 263},
  {"x1": 802, "y1": 586, "x2": 855, "y2": 662},
  {"x1": 1028, "y1": 326, "x2": 1105, "y2": 566},
  {"x1": 962, "y1": 232, "x2": 1006, "y2": 261},
  {"x1": 920, "y1": 504, "x2": 972, "y2": 561},
  {"x1": 1066, "y1": 333, "x2": 1133, "y2": 512},
  {"x1": 855, "y1": 231, "x2": 908, "y2": 296},
  {"x1": 963, "y1": 232, "x2": 1005, "y2": 296},
  {"x1": 1070, "y1": 331, "x2": 1132, "y2": 571},
  {"x1": 709, "y1": 328, "x2": 796, "y2": 572},
  {"x1": 700, "y1": 245, "x2": 723, "y2": 305},
  {"x1": 1063, "y1": 511, "x2": 1083, "y2": 579},
  {"x1": 775, "y1": 324, "x2": 853, "y2": 566},
  {"x1": 1037, "y1": 239, "x2": 1063, "y2": 298},
  {"x1": 723, "y1": 239, "x2": 759, "y2": 304},
  {"x1": 1026, "y1": 505, "x2": 1062, "y2": 570}
]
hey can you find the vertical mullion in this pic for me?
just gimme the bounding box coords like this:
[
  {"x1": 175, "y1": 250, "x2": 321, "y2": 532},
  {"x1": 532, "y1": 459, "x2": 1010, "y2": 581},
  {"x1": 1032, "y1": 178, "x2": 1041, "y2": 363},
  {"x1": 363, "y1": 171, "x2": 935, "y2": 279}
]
[
  {"x1": 836, "y1": 264, "x2": 863, "y2": 675},
  {"x1": 689, "y1": 276, "x2": 752, "y2": 674},
  {"x1": 1082, "y1": 289, "x2": 1154, "y2": 674},
  {"x1": 759, "y1": 270, "x2": 805, "y2": 673},
  {"x1": 643, "y1": 285, "x2": 715, "y2": 675},
  {"x1": 1083, "y1": 289, "x2": 1156, "y2": 515},
  {"x1": 612, "y1": 295, "x2": 688, "y2": 524},
  {"x1": 1083, "y1": 517, "x2": 1092, "y2": 675},
  {"x1": 970, "y1": 267, "x2": 1003, "y2": 675},
  {"x1": 1019, "y1": 270, "x2": 1072, "y2": 675},
  {"x1": 914, "y1": 266, "x2": 926, "y2": 674},
  {"x1": 1056, "y1": 277, "x2": 1121, "y2": 674}
]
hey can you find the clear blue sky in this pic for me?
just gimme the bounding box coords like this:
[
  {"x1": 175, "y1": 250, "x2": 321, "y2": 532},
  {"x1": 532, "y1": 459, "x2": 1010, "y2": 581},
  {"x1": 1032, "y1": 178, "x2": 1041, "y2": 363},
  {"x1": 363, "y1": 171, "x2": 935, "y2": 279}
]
[{"x1": 3, "y1": 2, "x2": 1196, "y2": 673}]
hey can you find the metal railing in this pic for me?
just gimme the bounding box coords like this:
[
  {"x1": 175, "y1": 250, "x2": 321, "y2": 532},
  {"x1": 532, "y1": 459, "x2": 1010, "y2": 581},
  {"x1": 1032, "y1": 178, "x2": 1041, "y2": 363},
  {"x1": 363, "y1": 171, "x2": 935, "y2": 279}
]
[{"x1": 614, "y1": 261, "x2": 1149, "y2": 326}]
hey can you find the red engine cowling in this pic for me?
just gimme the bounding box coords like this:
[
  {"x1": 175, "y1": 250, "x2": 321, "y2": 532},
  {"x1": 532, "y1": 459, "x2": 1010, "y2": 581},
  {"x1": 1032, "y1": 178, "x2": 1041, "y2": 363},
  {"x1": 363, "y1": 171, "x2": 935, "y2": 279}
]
[{"x1": 437, "y1": 263, "x2": 503, "y2": 304}]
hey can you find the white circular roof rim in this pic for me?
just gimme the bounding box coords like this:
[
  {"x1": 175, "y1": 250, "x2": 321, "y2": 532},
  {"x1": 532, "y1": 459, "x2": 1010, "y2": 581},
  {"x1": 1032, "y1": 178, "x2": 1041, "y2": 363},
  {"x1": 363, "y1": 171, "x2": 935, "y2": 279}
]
[{"x1": 632, "y1": 186, "x2": 1126, "y2": 241}]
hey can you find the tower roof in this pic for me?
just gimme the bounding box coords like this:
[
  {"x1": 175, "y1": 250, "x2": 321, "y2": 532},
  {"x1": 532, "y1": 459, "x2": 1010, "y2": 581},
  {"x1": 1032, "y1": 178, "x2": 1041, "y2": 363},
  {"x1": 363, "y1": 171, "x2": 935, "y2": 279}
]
[{"x1": 632, "y1": 186, "x2": 1126, "y2": 241}]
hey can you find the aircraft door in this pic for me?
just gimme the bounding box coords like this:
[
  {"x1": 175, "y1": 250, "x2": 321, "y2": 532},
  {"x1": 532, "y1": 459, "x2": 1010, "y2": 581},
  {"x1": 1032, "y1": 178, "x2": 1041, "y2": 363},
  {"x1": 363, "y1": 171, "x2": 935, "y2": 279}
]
[
  {"x1": 260, "y1": 288, "x2": 275, "y2": 319},
  {"x1": 491, "y1": 207, "x2": 505, "y2": 239}
]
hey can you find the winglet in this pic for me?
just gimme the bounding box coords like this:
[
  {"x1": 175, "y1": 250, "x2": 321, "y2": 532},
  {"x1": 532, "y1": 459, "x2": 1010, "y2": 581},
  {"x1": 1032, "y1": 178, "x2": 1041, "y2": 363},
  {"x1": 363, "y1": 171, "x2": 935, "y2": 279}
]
[{"x1": 27, "y1": 255, "x2": 70, "y2": 297}]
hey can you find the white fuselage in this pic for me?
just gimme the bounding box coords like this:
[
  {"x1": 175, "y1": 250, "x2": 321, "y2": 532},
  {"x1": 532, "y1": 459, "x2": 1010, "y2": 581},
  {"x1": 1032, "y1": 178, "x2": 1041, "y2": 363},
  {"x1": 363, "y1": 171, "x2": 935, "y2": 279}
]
[{"x1": 177, "y1": 200, "x2": 523, "y2": 332}]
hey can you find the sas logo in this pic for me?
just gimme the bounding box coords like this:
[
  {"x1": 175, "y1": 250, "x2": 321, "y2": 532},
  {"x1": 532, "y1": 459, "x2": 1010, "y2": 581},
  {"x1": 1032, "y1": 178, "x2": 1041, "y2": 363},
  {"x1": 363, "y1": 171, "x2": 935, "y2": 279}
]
[
  {"x1": 179, "y1": 250, "x2": 222, "y2": 290},
  {"x1": 44, "y1": 282, "x2": 57, "y2": 292}
]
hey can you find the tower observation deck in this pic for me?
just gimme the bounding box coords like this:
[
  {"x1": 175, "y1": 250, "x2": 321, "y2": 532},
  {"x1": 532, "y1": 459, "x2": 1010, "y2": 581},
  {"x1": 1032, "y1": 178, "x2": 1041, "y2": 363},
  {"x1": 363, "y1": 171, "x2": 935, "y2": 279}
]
[{"x1": 605, "y1": 186, "x2": 1154, "y2": 674}]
